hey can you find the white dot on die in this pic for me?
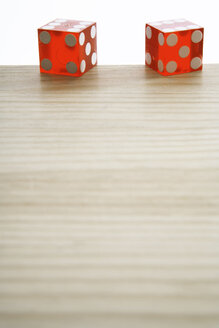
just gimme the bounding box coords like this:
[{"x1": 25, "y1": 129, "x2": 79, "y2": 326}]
[
  {"x1": 80, "y1": 60, "x2": 86, "y2": 73},
  {"x1": 152, "y1": 22, "x2": 162, "y2": 26},
  {"x1": 41, "y1": 58, "x2": 52, "y2": 71},
  {"x1": 146, "y1": 26, "x2": 152, "y2": 39},
  {"x1": 145, "y1": 53, "x2": 152, "y2": 65},
  {"x1": 49, "y1": 22, "x2": 60, "y2": 26},
  {"x1": 68, "y1": 28, "x2": 80, "y2": 32},
  {"x1": 162, "y1": 28, "x2": 175, "y2": 33},
  {"x1": 158, "y1": 33, "x2": 164, "y2": 46},
  {"x1": 191, "y1": 57, "x2": 202, "y2": 70},
  {"x1": 74, "y1": 24, "x2": 86, "y2": 28},
  {"x1": 43, "y1": 25, "x2": 55, "y2": 30},
  {"x1": 91, "y1": 52, "x2": 97, "y2": 65},
  {"x1": 174, "y1": 26, "x2": 186, "y2": 31},
  {"x1": 79, "y1": 32, "x2": 85, "y2": 46},
  {"x1": 179, "y1": 46, "x2": 190, "y2": 58},
  {"x1": 40, "y1": 31, "x2": 51, "y2": 44},
  {"x1": 166, "y1": 33, "x2": 178, "y2": 47},
  {"x1": 80, "y1": 21, "x2": 91, "y2": 25},
  {"x1": 191, "y1": 30, "x2": 203, "y2": 43},
  {"x1": 91, "y1": 25, "x2": 96, "y2": 38},
  {"x1": 85, "y1": 42, "x2": 91, "y2": 56},
  {"x1": 187, "y1": 25, "x2": 199, "y2": 29},
  {"x1": 166, "y1": 61, "x2": 177, "y2": 73},
  {"x1": 163, "y1": 20, "x2": 174, "y2": 24},
  {"x1": 158, "y1": 60, "x2": 164, "y2": 72}
]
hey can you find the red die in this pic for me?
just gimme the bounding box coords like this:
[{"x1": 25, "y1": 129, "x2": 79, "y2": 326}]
[
  {"x1": 38, "y1": 19, "x2": 97, "y2": 77},
  {"x1": 145, "y1": 19, "x2": 204, "y2": 76}
]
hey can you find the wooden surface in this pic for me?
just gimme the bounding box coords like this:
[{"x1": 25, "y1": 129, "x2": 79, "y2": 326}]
[{"x1": 0, "y1": 65, "x2": 219, "y2": 328}]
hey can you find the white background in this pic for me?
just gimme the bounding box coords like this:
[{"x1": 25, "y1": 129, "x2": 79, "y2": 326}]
[{"x1": 0, "y1": 0, "x2": 217, "y2": 65}]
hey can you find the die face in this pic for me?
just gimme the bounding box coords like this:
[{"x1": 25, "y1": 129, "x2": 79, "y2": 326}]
[
  {"x1": 145, "y1": 19, "x2": 204, "y2": 76},
  {"x1": 38, "y1": 19, "x2": 97, "y2": 77},
  {"x1": 149, "y1": 19, "x2": 202, "y2": 33},
  {"x1": 40, "y1": 19, "x2": 94, "y2": 32}
]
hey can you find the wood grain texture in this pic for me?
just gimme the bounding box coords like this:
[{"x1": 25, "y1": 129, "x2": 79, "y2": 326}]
[{"x1": 0, "y1": 65, "x2": 219, "y2": 328}]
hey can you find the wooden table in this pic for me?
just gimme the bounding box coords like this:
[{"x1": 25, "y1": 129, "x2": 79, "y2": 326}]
[{"x1": 0, "y1": 65, "x2": 219, "y2": 328}]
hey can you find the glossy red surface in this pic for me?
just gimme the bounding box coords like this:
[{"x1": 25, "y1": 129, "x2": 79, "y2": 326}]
[
  {"x1": 38, "y1": 19, "x2": 97, "y2": 77},
  {"x1": 145, "y1": 19, "x2": 204, "y2": 76}
]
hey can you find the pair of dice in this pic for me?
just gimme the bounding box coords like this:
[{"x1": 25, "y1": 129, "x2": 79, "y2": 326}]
[{"x1": 38, "y1": 18, "x2": 204, "y2": 77}]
